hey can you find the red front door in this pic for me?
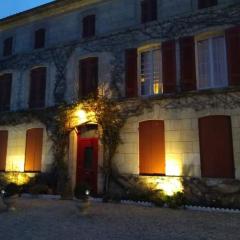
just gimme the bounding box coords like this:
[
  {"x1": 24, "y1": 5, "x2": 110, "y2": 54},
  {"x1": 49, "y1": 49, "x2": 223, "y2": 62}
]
[{"x1": 76, "y1": 137, "x2": 98, "y2": 194}]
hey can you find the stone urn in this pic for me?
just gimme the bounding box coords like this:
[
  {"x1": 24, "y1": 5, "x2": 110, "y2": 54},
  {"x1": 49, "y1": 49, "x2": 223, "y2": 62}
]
[
  {"x1": 1, "y1": 183, "x2": 20, "y2": 211},
  {"x1": 75, "y1": 190, "x2": 91, "y2": 215},
  {"x1": 2, "y1": 194, "x2": 19, "y2": 211}
]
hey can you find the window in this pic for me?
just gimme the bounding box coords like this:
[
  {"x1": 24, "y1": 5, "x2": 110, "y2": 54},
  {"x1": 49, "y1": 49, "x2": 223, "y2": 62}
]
[
  {"x1": 0, "y1": 130, "x2": 8, "y2": 171},
  {"x1": 82, "y1": 15, "x2": 95, "y2": 38},
  {"x1": 79, "y1": 57, "x2": 98, "y2": 98},
  {"x1": 139, "y1": 120, "x2": 165, "y2": 175},
  {"x1": 196, "y1": 35, "x2": 228, "y2": 89},
  {"x1": 141, "y1": 0, "x2": 157, "y2": 23},
  {"x1": 0, "y1": 73, "x2": 12, "y2": 111},
  {"x1": 3, "y1": 37, "x2": 13, "y2": 57},
  {"x1": 198, "y1": 0, "x2": 218, "y2": 9},
  {"x1": 199, "y1": 116, "x2": 234, "y2": 178},
  {"x1": 25, "y1": 128, "x2": 43, "y2": 172},
  {"x1": 139, "y1": 46, "x2": 162, "y2": 96},
  {"x1": 29, "y1": 67, "x2": 46, "y2": 108},
  {"x1": 34, "y1": 28, "x2": 45, "y2": 49}
]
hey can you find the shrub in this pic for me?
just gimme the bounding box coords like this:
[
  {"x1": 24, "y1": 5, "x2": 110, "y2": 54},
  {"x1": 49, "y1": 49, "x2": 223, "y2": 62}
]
[
  {"x1": 164, "y1": 192, "x2": 186, "y2": 209},
  {"x1": 29, "y1": 184, "x2": 49, "y2": 195},
  {"x1": 3, "y1": 183, "x2": 20, "y2": 197}
]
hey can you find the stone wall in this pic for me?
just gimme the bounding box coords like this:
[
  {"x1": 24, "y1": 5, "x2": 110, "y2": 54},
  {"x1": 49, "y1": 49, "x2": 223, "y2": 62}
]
[
  {"x1": 114, "y1": 92, "x2": 240, "y2": 179},
  {"x1": 0, "y1": 122, "x2": 53, "y2": 173}
]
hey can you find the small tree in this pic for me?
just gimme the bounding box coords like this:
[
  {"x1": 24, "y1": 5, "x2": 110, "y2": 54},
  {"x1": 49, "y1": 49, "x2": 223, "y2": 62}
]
[{"x1": 82, "y1": 95, "x2": 126, "y2": 195}]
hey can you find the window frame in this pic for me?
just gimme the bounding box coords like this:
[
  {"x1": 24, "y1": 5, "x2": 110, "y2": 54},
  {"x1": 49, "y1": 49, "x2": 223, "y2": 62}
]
[
  {"x1": 0, "y1": 73, "x2": 12, "y2": 111},
  {"x1": 198, "y1": 0, "x2": 218, "y2": 9},
  {"x1": 29, "y1": 66, "x2": 47, "y2": 109},
  {"x1": 138, "y1": 44, "x2": 163, "y2": 97},
  {"x1": 141, "y1": 0, "x2": 158, "y2": 24},
  {"x1": 3, "y1": 37, "x2": 13, "y2": 57},
  {"x1": 82, "y1": 14, "x2": 96, "y2": 39},
  {"x1": 34, "y1": 28, "x2": 46, "y2": 49},
  {"x1": 195, "y1": 31, "x2": 228, "y2": 90}
]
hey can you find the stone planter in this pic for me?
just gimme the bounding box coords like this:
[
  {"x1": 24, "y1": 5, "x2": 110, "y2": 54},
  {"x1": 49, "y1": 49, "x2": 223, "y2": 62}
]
[
  {"x1": 75, "y1": 198, "x2": 91, "y2": 215},
  {"x1": 2, "y1": 195, "x2": 19, "y2": 211}
]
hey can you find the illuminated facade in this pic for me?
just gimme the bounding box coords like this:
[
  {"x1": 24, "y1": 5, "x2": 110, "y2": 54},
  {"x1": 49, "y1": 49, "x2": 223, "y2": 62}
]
[{"x1": 0, "y1": 0, "x2": 240, "y2": 201}]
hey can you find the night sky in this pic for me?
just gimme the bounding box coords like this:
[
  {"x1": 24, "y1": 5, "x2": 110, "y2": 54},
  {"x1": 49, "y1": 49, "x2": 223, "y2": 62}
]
[{"x1": 0, "y1": 0, "x2": 55, "y2": 19}]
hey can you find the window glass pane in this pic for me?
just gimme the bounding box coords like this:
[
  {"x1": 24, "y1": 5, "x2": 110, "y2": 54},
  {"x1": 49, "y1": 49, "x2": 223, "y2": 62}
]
[
  {"x1": 197, "y1": 39, "x2": 211, "y2": 89},
  {"x1": 212, "y1": 36, "x2": 228, "y2": 87},
  {"x1": 84, "y1": 147, "x2": 93, "y2": 170},
  {"x1": 140, "y1": 48, "x2": 161, "y2": 96},
  {"x1": 152, "y1": 49, "x2": 162, "y2": 94},
  {"x1": 141, "y1": 51, "x2": 152, "y2": 95}
]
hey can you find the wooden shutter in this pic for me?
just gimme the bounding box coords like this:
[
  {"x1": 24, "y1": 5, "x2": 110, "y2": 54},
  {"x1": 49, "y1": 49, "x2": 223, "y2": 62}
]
[
  {"x1": 35, "y1": 28, "x2": 45, "y2": 49},
  {"x1": 25, "y1": 128, "x2": 43, "y2": 172},
  {"x1": 226, "y1": 26, "x2": 240, "y2": 86},
  {"x1": 125, "y1": 49, "x2": 138, "y2": 98},
  {"x1": 180, "y1": 36, "x2": 197, "y2": 91},
  {"x1": 79, "y1": 57, "x2": 98, "y2": 98},
  {"x1": 3, "y1": 37, "x2": 13, "y2": 56},
  {"x1": 82, "y1": 15, "x2": 95, "y2": 38},
  {"x1": 139, "y1": 120, "x2": 165, "y2": 175},
  {"x1": 162, "y1": 40, "x2": 177, "y2": 93},
  {"x1": 199, "y1": 116, "x2": 234, "y2": 178},
  {"x1": 29, "y1": 67, "x2": 46, "y2": 108},
  {"x1": 0, "y1": 73, "x2": 12, "y2": 111},
  {"x1": 141, "y1": 0, "x2": 157, "y2": 23},
  {"x1": 0, "y1": 131, "x2": 8, "y2": 171},
  {"x1": 198, "y1": 0, "x2": 218, "y2": 9}
]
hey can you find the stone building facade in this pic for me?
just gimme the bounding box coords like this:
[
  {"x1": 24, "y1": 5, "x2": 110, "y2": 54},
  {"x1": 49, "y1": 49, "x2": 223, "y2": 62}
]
[{"x1": 0, "y1": 0, "x2": 240, "y2": 206}]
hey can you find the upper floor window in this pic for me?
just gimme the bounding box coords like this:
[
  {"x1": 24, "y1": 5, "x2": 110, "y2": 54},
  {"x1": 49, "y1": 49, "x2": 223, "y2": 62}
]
[
  {"x1": 79, "y1": 57, "x2": 98, "y2": 98},
  {"x1": 82, "y1": 15, "x2": 96, "y2": 38},
  {"x1": 196, "y1": 34, "x2": 228, "y2": 89},
  {"x1": 141, "y1": 0, "x2": 157, "y2": 23},
  {"x1": 139, "y1": 46, "x2": 162, "y2": 96},
  {"x1": 34, "y1": 28, "x2": 45, "y2": 49},
  {"x1": 0, "y1": 73, "x2": 12, "y2": 111},
  {"x1": 3, "y1": 37, "x2": 13, "y2": 57},
  {"x1": 198, "y1": 0, "x2": 218, "y2": 9},
  {"x1": 29, "y1": 67, "x2": 46, "y2": 108}
]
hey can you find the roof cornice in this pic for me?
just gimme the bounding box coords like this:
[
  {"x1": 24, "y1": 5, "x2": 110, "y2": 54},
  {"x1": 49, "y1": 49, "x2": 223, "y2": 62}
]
[{"x1": 0, "y1": 0, "x2": 102, "y2": 31}]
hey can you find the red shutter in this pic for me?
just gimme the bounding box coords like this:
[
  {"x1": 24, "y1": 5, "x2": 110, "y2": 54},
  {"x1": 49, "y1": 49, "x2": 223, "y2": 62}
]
[
  {"x1": 141, "y1": 0, "x2": 157, "y2": 23},
  {"x1": 82, "y1": 15, "x2": 95, "y2": 38},
  {"x1": 0, "y1": 73, "x2": 12, "y2": 111},
  {"x1": 180, "y1": 36, "x2": 197, "y2": 91},
  {"x1": 198, "y1": 0, "x2": 218, "y2": 9},
  {"x1": 0, "y1": 130, "x2": 8, "y2": 171},
  {"x1": 139, "y1": 120, "x2": 165, "y2": 175},
  {"x1": 162, "y1": 40, "x2": 177, "y2": 93},
  {"x1": 125, "y1": 49, "x2": 138, "y2": 98},
  {"x1": 79, "y1": 57, "x2": 98, "y2": 98},
  {"x1": 25, "y1": 128, "x2": 43, "y2": 172},
  {"x1": 226, "y1": 26, "x2": 240, "y2": 86},
  {"x1": 35, "y1": 29, "x2": 45, "y2": 49},
  {"x1": 3, "y1": 37, "x2": 13, "y2": 56},
  {"x1": 199, "y1": 116, "x2": 234, "y2": 178},
  {"x1": 29, "y1": 67, "x2": 46, "y2": 108}
]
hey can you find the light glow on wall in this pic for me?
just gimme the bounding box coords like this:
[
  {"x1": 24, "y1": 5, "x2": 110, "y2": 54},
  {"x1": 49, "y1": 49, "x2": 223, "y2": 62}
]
[
  {"x1": 143, "y1": 176, "x2": 183, "y2": 196},
  {"x1": 165, "y1": 155, "x2": 183, "y2": 176},
  {"x1": 6, "y1": 155, "x2": 25, "y2": 172},
  {"x1": 69, "y1": 105, "x2": 96, "y2": 128}
]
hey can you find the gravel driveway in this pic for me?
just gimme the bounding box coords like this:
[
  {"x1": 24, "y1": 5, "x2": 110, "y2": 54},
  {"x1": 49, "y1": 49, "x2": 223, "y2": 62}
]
[{"x1": 0, "y1": 198, "x2": 239, "y2": 240}]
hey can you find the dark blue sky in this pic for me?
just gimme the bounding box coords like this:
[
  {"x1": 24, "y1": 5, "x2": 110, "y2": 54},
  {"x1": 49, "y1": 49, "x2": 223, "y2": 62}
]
[{"x1": 0, "y1": 0, "x2": 55, "y2": 19}]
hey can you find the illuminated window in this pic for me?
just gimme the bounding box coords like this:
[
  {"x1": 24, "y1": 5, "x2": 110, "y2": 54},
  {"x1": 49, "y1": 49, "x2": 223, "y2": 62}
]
[
  {"x1": 196, "y1": 34, "x2": 228, "y2": 89},
  {"x1": 139, "y1": 46, "x2": 162, "y2": 96}
]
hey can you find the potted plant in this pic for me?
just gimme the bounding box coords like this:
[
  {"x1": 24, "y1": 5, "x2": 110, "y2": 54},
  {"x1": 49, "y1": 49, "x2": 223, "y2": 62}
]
[
  {"x1": 74, "y1": 183, "x2": 91, "y2": 215},
  {"x1": 1, "y1": 183, "x2": 20, "y2": 211}
]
